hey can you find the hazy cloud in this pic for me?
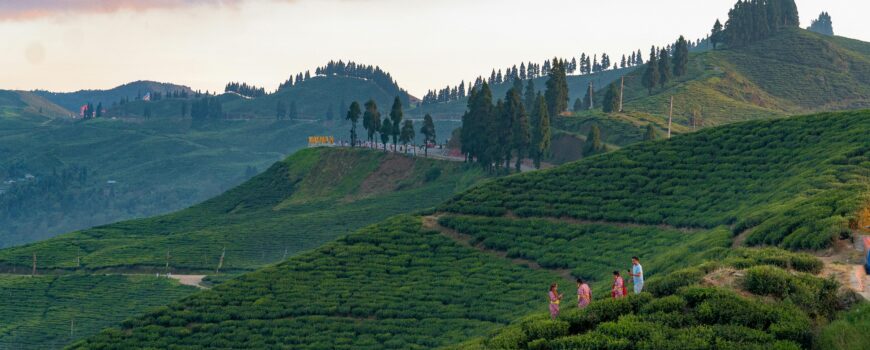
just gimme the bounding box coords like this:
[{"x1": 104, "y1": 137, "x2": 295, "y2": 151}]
[{"x1": 0, "y1": 0, "x2": 291, "y2": 21}]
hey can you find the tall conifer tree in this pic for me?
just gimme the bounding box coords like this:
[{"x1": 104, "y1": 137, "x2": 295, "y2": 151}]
[{"x1": 642, "y1": 47, "x2": 659, "y2": 95}]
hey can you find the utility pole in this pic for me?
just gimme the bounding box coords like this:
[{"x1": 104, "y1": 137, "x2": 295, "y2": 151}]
[
  {"x1": 216, "y1": 247, "x2": 225, "y2": 274},
  {"x1": 70, "y1": 318, "x2": 75, "y2": 338},
  {"x1": 32, "y1": 252, "x2": 37, "y2": 276},
  {"x1": 587, "y1": 81, "x2": 595, "y2": 110},
  {"x1": 164, "y1": 251, "x2": 171, "y2": 274},
  {"x1": 668, "y1": 96, "x2": 674, "y2": 139},
  {"x1": 282, "y1": 248, "x2": 288, "y2": 261}
]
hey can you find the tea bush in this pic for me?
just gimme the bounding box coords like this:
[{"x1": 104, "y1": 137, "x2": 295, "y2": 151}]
[
  {"x1": 441, "y1": 112, "x2": 869, "y2": 250},
  {"x1": 69, "y1": 216, "x2": 561, "y2": 349},
  {"x1": 479, "y1": 287, "x2": 813, "y2": 350}
]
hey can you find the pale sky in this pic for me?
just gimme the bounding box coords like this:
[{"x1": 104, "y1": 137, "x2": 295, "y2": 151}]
[{"x1": 1, "y1": 0, "x2": 867, "y2": 97}]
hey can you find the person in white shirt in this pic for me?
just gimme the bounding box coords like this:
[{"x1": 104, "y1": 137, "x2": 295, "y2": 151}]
[{"x1": 629, "y1": 256, "x2": 644, "y2": 294}]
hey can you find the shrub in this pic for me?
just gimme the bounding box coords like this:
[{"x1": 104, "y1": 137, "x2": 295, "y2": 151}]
[
  {"x1": 816, "y1": 303, "x2": 870, "y2": 350},
  {"x1": 768, "y1": 304, "x2": 813, "y2": 347},
  {"x1": 640, "y1": 295, "x2": 687, "y2": 314},
  {"x1": 646, "y1": 268, "x2": 705, "y2": 297},
  {"x1": 485, "y1": 327, "x2": 527, "y2": 349},
  {"x1": 742, "y1": 265, "x2": 791, "y2": 297},
  {"x1": 549, "y1": 332, "x2": 630, "y2": 350},
  {"x1": 522, "y1": 320, "x2": 570, "y2": 342},
  {"x1": 424, "y1": 167, "x2": 442, "y2": 182},
  {"x1": 788, "y1": 253, "x2": 823, "y2": 274},
  {"x1": 527, "y1": 338, "x2": 551, "y2": 350}
]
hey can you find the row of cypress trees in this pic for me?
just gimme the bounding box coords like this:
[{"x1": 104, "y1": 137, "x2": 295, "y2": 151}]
[{"x1": 459, "y1": 58, "x2": 570, "y2": 171}]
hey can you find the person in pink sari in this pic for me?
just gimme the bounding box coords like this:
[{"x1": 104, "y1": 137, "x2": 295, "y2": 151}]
[
  {"x1": 611, "y1": 271, "x2": 625, "y2": 299},
  {"x1": 548, "y1": 283, "x2": 563, "y2": 319},
  {"x1": 576, "y1": 278, "x2": 591, "y2": 308}
]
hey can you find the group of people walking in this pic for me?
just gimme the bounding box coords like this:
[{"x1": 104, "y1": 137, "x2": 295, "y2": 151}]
[{"x1": 548, "y1": 257, "x2": 644, "y2": 319}]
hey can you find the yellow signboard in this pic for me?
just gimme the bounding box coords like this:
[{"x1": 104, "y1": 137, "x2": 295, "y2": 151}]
[{"x1": 308, "y1": 136, "x2": 335, "y2": 145}]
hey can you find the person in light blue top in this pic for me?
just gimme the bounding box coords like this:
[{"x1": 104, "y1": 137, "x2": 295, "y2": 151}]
[{"x1": 629, "y1": 256, "x2": 644, "y2": 294}]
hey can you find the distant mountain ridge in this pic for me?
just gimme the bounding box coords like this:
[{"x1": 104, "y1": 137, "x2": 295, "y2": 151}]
[{"x1": 34, "y1": 80, "x2": 194, "y2": 112}]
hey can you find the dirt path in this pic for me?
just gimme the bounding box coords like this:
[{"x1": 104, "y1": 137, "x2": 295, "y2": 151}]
[
  {"x1": 422, "y1": 215, "x2": 575, "y2": 282},
  {"x1": 167, "y1": 274, "x2": 208, "y2": 289},
  {"x1": 818, "y1": 236, "x2": 869, "y2": 300}
]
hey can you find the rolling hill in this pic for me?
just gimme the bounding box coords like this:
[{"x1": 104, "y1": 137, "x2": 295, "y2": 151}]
[
  {"x1": 34, "y1": 81, "x2": 194, "y2": 113},
  {"x1": 104, "y1": 75, "x2": 415, "y2": 122},
  {"x1": 67, "y1": 110, "x2": 870, "y2": 349},
  {"x1": 0, "y1": 147, "x2": 486, "y2": 272},
  {"x1": 0, "y1": 115, "x2": 338, "y2": 248},
  {"x1": 540, "y1": 28, "x2": 870, "y2": 166},
  {"x1": 223, "y1": 75, "x2": 412, "y2": 120},
  {"x1": 0, "y1": 274, "x2": 197, "y2": 349},
  {"x1": 0, "y1": 90, "x2": 71, "y2": 121},
  {"x1": 0, "y1": 147, "x2": 487, "y2": 348},
  {"x1": 615, "y1": 28, "x2": 870, "y2": 127}
]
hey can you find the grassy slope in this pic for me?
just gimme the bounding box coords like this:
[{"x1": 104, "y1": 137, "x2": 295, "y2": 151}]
[
  {"x1": 71, "y1": 111, "x2": 869, "y2": 349},
  {"x1": 0, "y1": 90, "x2": 70, "y2": 120},
  {"x1": 547, "y1": 29, "x2": 870, "y2": 163},
  {"x1": 619, "y1": 29, "x2": 870, "y2": 127},
  {"x1": 0, "y1": 147, "x2": 486, "y2": 272},
  {"x1": 443, "y1": 111, "x2": 870, "y2": 250},
  {"x1": 0, "y1": 274, "x2": 196, "y2": 349},
  {"x1": 452, "y1": 249, "x2": 841, "y2": 350},
  {"x1": 104, "y1": 76, "x2": 400, "y2": 120},
  {"x1": 0, "y1": 147, "x2": 486, "y2": 349},
  {"x1": 35, "y1": 80, "x2": 193, "y2": 112},
  {"x1": 0, "y1": 116, "x2": 339, "y2": 247}
]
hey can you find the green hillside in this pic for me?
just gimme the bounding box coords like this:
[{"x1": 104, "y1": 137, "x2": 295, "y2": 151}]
[
  {"x1": 106, "y1": 76, "x2": 413, "y2": 121},
  {"x1": 0, "y1": 147, "x2": 486, "y2": 272},
  {"x1": 453, "y1": 249, "x2": 839, "y2": 350},
  {"x1": 617, "y1": 29, "x2": 870, "y2": 127},
  {"x1": 35, "y1": 81, "x2": 194, "y2": 112},
  {"x1": 443, "y1": 110, "x2": 869, "y2": 250},
  {"x1": 224, "y1": 76, "x2": 408, "y2": 119},
  {"x1": 0, "y1": 148, "x2": 486, "y2": 349},
  {"x1": 543, "y1": 29, "x2": 870, "y2": 165},
  {"x1": 69, "y1": 111, "x2": 870, "y2": 349},
  {"x1": 0, "y1": 90, "x2": 71, "y2": 121},
  {"x1": 0, "y1": 115, "x2": 337, "y2": 248},
  {"x1": 0, "y1": 274, "x2": 197, "y2": 349}
]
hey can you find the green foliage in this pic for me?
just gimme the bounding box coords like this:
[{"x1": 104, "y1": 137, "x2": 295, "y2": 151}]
[
  {"x1": 0, "y1": 116, "x2": 343, "y2": 248},
  {"x1": 641, "y1": 47, "x2": 659, "y2": 95},
  {"x1": 480, "y1": 287, "x2": 813, "y2": 350},
  {"x1": 0, "y1": 274, "x2": 195, "y2": 349},
  {"x1": 345, "y1": 101, "x2": 362, "y2": 145},
  {"x1": 601, "y1": 84, "x2": 619, "y2": 113},
  {"x1": 363, "y1": 99, "x2": 381, "y2": 144},
  {"x1": 817, "y1": 303, "x2": 870, "y2": 350},
  {"x1": 620, "y1": 28, "x2": 870, "y2": 127},
  {"x1": 673, "y1": 36, "x2": 690, "y2": 77},
  {"x1": 583, "y1": 125, "x2": 605, "y2": 156},
  {"x1": 437, "y1": 215, "x2": 729, "y2": 296},
  {"x1": 531, "y1": 94, "x2": 551, "y2": 169},
  {"x1": 544, "y1": 58, "x2": 569, "y2": 117},
  {"x1": 807, "y1": 12, "x2": 834, "y2": 36},
  {"x1": 441, "y1": 111, "x2": 870, "y2": 250},
  {"x1": 390, "y1": 96, "x2": 404, "y2": 146},
  {"x1": 0, "y1": 148, "x2": 486, "y2": 272},
  {"x1": 658, "y1": 47, "x2": 672, "y2": 88},
  {"x1": 742, "y1": 265, "x2": 840, "y2": 318},
  {"x1": 69, "y1": 216, "x2": 559, "y2": 349},
  {"x1": 722, "y1": 0, "x2": 799, "y2": 47}
]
